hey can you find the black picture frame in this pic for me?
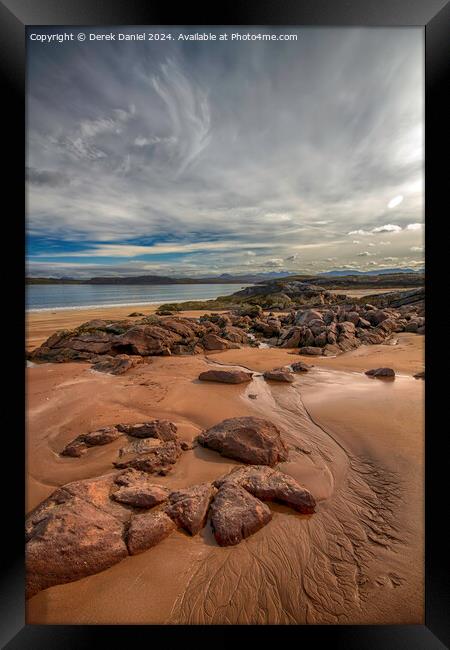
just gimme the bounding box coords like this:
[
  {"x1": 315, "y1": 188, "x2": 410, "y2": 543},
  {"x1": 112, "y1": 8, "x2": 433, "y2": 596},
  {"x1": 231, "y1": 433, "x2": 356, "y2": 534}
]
[{"x1": 2, "y1": 0, "x2": 448, "y2": 647}]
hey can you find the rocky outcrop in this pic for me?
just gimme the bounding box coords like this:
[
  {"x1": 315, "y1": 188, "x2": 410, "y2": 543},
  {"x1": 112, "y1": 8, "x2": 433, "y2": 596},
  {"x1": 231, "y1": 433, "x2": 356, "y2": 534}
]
[
  {"x1": 210, "y1": 484, "x2": 272, "y2": 546},
  {"x1": 213, "y1": 466, "x2": 316, "y2": 514},
  {"x1": 126, "y1": 511, "x2": 176, "y2": 555},
  {"x1": 198, "y1": 369, "x2": 253, "y2": 384},
  {"x1": 263, "y1": 368, "x2": 295, "y2": 383},
  {"x1": 365, "y1": 367, "x2": 395, "y2": 378},
  {"x1": 198, "y1": 416, "x2": 289, "y2": 466},
  {"x1": 202, "y1": 333, "x2": 240, "y2": 351},
  {"x1": 165, "y1": 484, "x2": 216, "y2": 535}
]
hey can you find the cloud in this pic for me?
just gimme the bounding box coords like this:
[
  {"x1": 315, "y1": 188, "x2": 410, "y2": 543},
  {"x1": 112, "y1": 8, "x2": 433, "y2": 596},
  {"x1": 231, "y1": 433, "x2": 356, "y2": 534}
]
[
  {"x1": 26, "y1": 27, "x2": 424, "y2": 277},
  {"x1": 357, "y1": 251, "x2": 372, "y2": 256},
  {"x1": 372, "y1": 224, "x2": 402, "y2": 233},
  {"x1": 410, "y1": 245, "x2": 424, "y2": 252},
  {"x1": 406, "y1": 223, "x2": 422, "y2": 230}
]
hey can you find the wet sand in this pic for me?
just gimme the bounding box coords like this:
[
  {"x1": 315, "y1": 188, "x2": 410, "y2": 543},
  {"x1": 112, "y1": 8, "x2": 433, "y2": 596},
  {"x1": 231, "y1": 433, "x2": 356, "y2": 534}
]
[{"x1": 26, "y1": 311, "x2": 424, "y2": 625}]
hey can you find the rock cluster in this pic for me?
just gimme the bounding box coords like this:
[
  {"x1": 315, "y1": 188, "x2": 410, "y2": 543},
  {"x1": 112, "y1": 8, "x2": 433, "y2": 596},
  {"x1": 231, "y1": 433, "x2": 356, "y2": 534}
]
[
  {"x1": 28, "y1": 287, "x2": 424, "y2": 372},
  {"x1": 26, "y1": 461, "x2": 316, "y2": 595}
]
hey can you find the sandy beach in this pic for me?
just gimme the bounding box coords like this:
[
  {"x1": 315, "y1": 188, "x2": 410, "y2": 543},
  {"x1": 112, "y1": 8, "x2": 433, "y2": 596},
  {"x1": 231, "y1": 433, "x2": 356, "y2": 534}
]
[{"x1": 26, "y1": 306, "x2": 424, "y2": 625}]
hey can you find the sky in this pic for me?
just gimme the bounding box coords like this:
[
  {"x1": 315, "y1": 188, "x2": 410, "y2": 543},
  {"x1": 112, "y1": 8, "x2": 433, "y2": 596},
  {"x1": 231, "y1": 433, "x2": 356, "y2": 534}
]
[{"x1": 26, "y1": 27, "x2": 424, "y2": 278}]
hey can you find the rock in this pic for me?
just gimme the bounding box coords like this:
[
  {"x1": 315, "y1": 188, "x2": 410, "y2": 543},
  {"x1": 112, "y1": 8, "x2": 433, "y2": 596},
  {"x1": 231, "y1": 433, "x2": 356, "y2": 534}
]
[
  {"x1": 91, "y1": 354, "x2": 139, "y2": 375},
  {"x1": 112, "y1": 483, "x2": 170, "y2": 508},
  {"x1": 344, "y1": 311, "x2": 360, "y2": 325},
  {"x1": 252, "y1": 319, "x2": 281, "y2": 337},
  {"x1": 368, "y1": 310, "x2": 390, "y2": 326},
  {"x1": 114, "y1": 324, "x2": 181, "y2": 356},
  {"x1": 291, "y1": 361, "x2": 312, "y2": 372},
  {"x1": 198, "y1": 369, "x2": 253, "y2": 384},
  {"x1": 299, "y1": 346, "x2": 323, "y2": 356},
  {"x1": 279, "y1": 327, "x2": 302, "y2": 348},
  {"x1": 295, "y1": 309, "x2": 323, "y2": 326},
  {"x1": 117, "y1": 420, "x2": 178, "y2": 441},
  {"x1": 314, "y1": 332, "x2": 327, "y2": 347},
  {"x1": 248, "y1": 394, "x2": 258, "y2": 399},
  {"x1": 322, "y1": 343, "x2": 342, "y2": 356},
  {"x1": 113, "y1": 440, "x2": 182, "y2": 474},
  {"x1": 263, "y1": 368, "x2": 295, "y2": 383},
  {"x1": 128, "y1": 312, "x2": 145, "y2": 317},
  {"x1": 202, "y1": 333, "x2": 240, "y2": 351},
  {"x1": 213, "y1": 465, "x2": 316, "y2": 514},
  {"x1": 221, "y1": 325, "x2": 249, "y2": 344},
  {"x1": 165, "y1": 483, "x2": 216, "y2": 535},
  {"x1": 26, "y1": 487, "x2": 128, "y2": 598},
  {"x1": 365, "y1": 367, "x2": 395, "y2": 378},
  {"x1": 413, "y1": 370, "x2": 425, "y2": 379},
  {"x1": 210, "y1": 484, "x2": 272, "y2": 546},
  {"x1": 126, "y1": 511, "x2": 176, "y2": 555},
  {"x1": 357, "y1": 317, "x2": 371, "y2": 328},
  {"x1": 198, "y1": 416, "x2": 289, "y2": 466},
  {"x1": 61, "y1": 426, "x2": 122, "y2": 457}
]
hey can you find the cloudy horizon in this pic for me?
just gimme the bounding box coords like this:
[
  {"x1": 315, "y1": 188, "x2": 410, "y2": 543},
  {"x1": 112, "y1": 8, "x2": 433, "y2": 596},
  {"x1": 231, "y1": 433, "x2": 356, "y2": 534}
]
[{"x1": 26, "y1": 27, "x2": 424, "y2": 279}]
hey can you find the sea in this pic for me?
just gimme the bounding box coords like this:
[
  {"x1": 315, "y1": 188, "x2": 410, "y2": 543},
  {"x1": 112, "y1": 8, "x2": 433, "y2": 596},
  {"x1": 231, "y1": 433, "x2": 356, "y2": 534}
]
[{"x1": 26, "y1": 283, "x2": 251, "y2": 312}]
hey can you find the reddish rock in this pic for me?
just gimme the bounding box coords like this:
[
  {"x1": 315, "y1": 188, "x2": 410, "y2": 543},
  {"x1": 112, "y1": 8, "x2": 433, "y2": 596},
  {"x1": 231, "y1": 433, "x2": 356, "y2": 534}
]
[
  {"x1": 113, "y1": 440, "x2": 182, "y2": 475},
  {"x1": 263, "y1": 368, "x2": 295, "y2": 383},
  {"x1": 299, "y1": 346, "x2": 323, "y2": 356},
  {"x1": 61, "y1": 426, "x2": 122, "y2": 457},
  {"x1": 165, "y1": 483, "x2": 216, "y2": 535},
  {"x1": 202, "y1": 333, "x2": 240, "y2": 350},
  {"x1": 295, "y1": 309, "x2": 323, "y2": 326},
  {"x1": 26, "y1": 489, "x2": 128, "y2": 598},
  {"x1": 198, "y1": 369, "x2": 253, "y2": 384},
  {"x1": 112, "y1": 483, "x2": 169, "y2": 508},
  {"x1": 210, "y1": 484, "x2": 272, "y2": 546},
  {"x1": 213, "y1": 466, "x2": 316, "y2": 514},
  {"x1": 91, "y1": 354, "x2": 140, "y2": 375},
  {"x1": 291, "y1": 361, "x2": 312, "y2": 372},
  {"x1": 198, "y1": 416, "x2": 289, "y2": 466},
  {"x1": 365, "y1": 367, "x2": 395, "y2": 378},
  {"x1": 117, "y1": 420, "x2": 178, "y2": 441},
  {"x1": 126, "y1": 511, "x2": 176, "y2": 555},
  {"x1": 413, "y1": 370, "x2": 425, "y2": 379}
]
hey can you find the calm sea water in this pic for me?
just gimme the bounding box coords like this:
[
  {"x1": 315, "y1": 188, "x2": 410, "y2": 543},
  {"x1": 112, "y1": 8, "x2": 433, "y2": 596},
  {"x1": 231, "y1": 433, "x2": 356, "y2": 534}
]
[{"x1": 26, "y1": 283, "x2": 250, "y2": 311}]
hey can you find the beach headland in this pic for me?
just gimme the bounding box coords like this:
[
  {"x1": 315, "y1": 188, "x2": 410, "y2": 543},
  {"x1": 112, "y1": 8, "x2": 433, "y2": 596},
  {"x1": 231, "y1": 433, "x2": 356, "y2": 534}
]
[{"x1": 25, "y1": 283, "x2": 425, "y2": 625}]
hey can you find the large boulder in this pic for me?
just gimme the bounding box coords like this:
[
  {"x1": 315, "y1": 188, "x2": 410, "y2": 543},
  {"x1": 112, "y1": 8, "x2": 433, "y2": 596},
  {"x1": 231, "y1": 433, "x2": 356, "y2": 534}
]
[
  {"x1": 26, "y1": 482, "x2": 129, "y2": 598},
  {"x1": 126, "y1": 511, "x2": 176, "y2": 555},
  {"x1": 197, "y1": 416, "x2": 289, "y2": 466},
  {"x1": 213, "y1": 466, "x2": 316, "y2": 514},
  {"x1": 165, "y1": 483, "x2": 216, "y2": 535},
  {"x1": 210, "y1": 484, "x2": 272, "y2": 546},
  {"x1": 198, "y1": 369, "x2": 253, "y2": 384}
]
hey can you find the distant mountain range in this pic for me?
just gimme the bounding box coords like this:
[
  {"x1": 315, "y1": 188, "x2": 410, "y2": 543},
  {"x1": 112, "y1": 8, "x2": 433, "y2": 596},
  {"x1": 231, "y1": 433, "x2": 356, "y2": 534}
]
[
  {"x1": 318, "y1": 267, "x2": 424, "y2": 277},
  {"x1": 26, "y1": 268, "x2": 424, "y2": 285}
]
